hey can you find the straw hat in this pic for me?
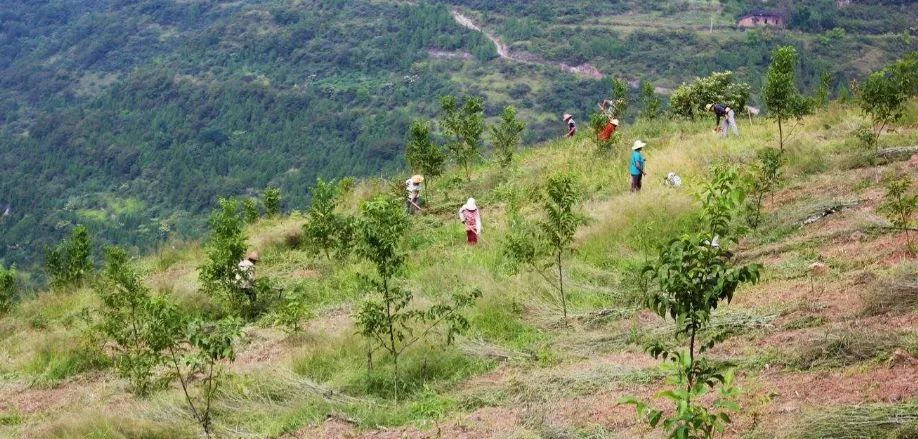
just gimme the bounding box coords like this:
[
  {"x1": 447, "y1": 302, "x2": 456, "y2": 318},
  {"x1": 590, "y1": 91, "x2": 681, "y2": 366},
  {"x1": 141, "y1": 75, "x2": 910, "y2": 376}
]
[
  {"x1": 705, "y1": 103, "x2": 714, "y2": 111},
  {"x1": 610, "y1": 118, "x2": 620, "y2": 126},
  {"x1": 411, "y1": 174, "x2": 424, "y2": 184},
  {"x1": 563, "y1": 113, "x2": 572, "y2": 122},
  {"x1": 463, "y1": 198, "x2": 478, "y2": 211},
  {"x1": 632, "y1": 140, "x2": 646, "y2": 150},
  {"x1": 247, "y1": 251, "x2": 260, "y2": 262}
]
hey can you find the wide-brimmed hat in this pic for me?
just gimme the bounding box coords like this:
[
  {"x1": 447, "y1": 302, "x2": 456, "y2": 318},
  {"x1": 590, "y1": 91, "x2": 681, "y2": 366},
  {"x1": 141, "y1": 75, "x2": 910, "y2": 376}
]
[
  {"x1": 411, "y1": 174, "x2": 424, "y2": 184},
  {"x1": 632, "y1": 140, "x2": 646, "y2": 150},
  {"x1": 247, "y1": 251, "x2": 260, "y2": 262},
  {"x1": 563, "y1": 113, "x2": 572, "y2": 122},
  {"x1": 463, "y1": 198, "x2": 478, "y2": 211},
  {"x1": 610, "y1": 118, "x2": 620, "y2": 126},
  {"x1": 705, "y1": 103, "x2": 714, "y2": 111}
]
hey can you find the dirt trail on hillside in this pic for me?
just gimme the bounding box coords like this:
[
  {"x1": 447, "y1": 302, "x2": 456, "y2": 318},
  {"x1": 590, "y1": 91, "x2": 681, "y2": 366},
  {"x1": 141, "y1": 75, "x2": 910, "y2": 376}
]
[{"x1": 450, "y1": 10, "x2": 603, "y2": 79}]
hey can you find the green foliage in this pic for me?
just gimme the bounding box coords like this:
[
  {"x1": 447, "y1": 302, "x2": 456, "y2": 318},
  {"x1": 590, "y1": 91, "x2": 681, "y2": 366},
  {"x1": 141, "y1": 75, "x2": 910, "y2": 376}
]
[
  {"x1": 303, "y1": 178, "x2": 355, "y2": 259},
  {"x1": 490, "y1": 106, "x2": 525, "y2": 169},
  {"x1": 670, "y1": 72, "x2": 750, "y2": 119},
  {"x1": 640, "y1": 81, "x2": 663, "y2": 121},
  {"x1": 879, "y1": 175, "x2": 916, "y2": 253},
  {"x1": 354, "y1": 196, "x2": 480, "y2": 402},
  {"x1": 44, "y1": 225, "x2": 94, "y2": 289},
  {"x1": 610, "y1": 77, "x2": 630, "y2": 119},
  {"x1": 405, "y1": 120, "x2": 447, "y2": 184},
  {"x1": 858, "y1": 55, "x2": 914, "y2": 147},
  {"x1": 95, "y1": 247, "x2": 167, "y2": 396},
  {"x1": 0, "y1": 265, "x2": 16, "y2": 314},
  {"x1": 440, "y1": 95, "x2": 485, "y2": 180},
  {"x1": 242, "y1": 198, "x2": 260, "y2": 223},
  {"x1": 625, "y1": 167, "x2": 761, "y2": 438},
  {"x1": 263, "y1": 187, "x2": 282, "y2": 218},
  {"x1": 504, "y1": 173, "x2": 585, "y2": 323},
  {"x1": 744, "y1": 148, "x2": 784, "y2": 229},
  {"x1": 763, "y1": 46, "x2": 814, "y2": 151},
  {"x1": 815, "y1": 72, "x2": 833, "y2": 109},
  {"x1": 199, "y1": 199, "x2": 251, "y2": 315}
]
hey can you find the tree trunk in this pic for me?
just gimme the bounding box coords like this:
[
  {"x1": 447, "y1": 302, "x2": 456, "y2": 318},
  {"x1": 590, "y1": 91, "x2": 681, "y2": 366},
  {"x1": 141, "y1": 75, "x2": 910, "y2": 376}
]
[
  {"x1": 558, "y1": 251, "x2": 567, "y2": 324},
  {"x1": 778, "y1": 118, "x2": 784, "y2": 152}
]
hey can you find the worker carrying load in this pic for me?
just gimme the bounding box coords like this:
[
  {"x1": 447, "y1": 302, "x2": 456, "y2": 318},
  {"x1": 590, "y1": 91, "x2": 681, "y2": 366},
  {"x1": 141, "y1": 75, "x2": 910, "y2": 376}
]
[
  {"x1": 563, "y1": 113, "x2": 577, "y2": 138},
  {"x1": 405, "y1": 174, "x2": 423, "y2": 214},
  {"x1": 458, "y1": 198, "x2": 482, "y2": 245},
  {"x1": 706, "y1": 103, "x2": 739, "y2": 138}
]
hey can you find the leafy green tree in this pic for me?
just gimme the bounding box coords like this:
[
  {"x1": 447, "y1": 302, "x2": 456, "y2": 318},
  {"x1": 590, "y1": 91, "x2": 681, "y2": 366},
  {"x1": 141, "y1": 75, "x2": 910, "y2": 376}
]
[
  {"x1": 504, "y1": 173, "x2": 585, "y2": 323},
  {"x1": 490, "y1": 106, "x2": 525, "y2": 169},
  {"x1": 879, "y1": 175, "x2": 916, "y2": 254},
  {"x1": 625, "y1": 167, "x2": 761, "y2": 438},
  {"x1": 762, "y1": 46, "x2": 813, "y2": 151},
  {"x1": 744, "y1": 148, "x2": 784, "y2": 229},
  {"x1": 670, "y1": 72, "x2": 750, "y2": 119},
  {"x1": 355, "y1": 196, "x2": 479, "y2": 401},
  {"x1": 640, "y1": 81, "x2": 663, "y2": 121},
  {"x1": 405, "y1": 120, "x2": 447, "y2": 191},
  {"x1": 45, "y1": 224, "x2": 94, "y2": 289},
  {"x1": 610, "y1": 77, "x2": 630, "y2": 119},
  {"x1": 263, "y1": 187, "x2": 282, "y2": 217},
  {"x1": 242, "y1": 198, "x2": 260, "y2": 223},
  {"x1": 303, "y1": 178, "x2": 354, "y2": 259},
  {"x1": 815, "y1": 72, "x2": 833, "y2": 109},
  {"x1": 0, "y1": 265, "x2": 16, "y2": 314},
  {"x1": 888, "y1": 52, "x2": 917, "y2": 98},
  {"x1": 440, "y1": 95, "x2": 484, "y2": 180},
  {"x1": 199, "y1": 199, "x2": 251, "y2": 315},
  {"x1": 858, "y1": 70, "x2": 908, "y2": 150},
  {"x1": 95, "y1": 247, "x2": 164, "y2": 396}
]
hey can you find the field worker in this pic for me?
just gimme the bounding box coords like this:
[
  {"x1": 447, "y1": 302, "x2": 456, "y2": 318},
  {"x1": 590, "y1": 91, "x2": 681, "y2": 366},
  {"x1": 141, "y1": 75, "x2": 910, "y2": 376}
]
[
  {"x1": 665, "y1": 172, "x2": 682, "y2": 188},
  {"x1": 458, "y1": 198, "x2": 482, "y2": 245},
  {"x1": 630, "y1": 140, "x2": 647, "y2": 192},
  {"x1": 406, "y1": 174, "x2": 423, "y2": 214},
  {"x1": 563, "y1": 113, "x2": 577, "y2": 138},
  {"x1": 236, "y1": 251, "x2": 259, "y2": 302},
  {"x1": 597, "y1": 101, "x2": 620, "y2": 141},
  {"x1": 706, "y1": 103, "x2": 739, "y2": 137}
]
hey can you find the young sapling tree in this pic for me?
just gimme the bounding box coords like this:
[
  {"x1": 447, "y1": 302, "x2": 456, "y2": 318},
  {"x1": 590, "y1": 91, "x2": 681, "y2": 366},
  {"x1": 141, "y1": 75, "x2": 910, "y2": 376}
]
[
  {"x1": 879, "y1": 175, "x2": 916, "y2": 254},
  {"x1": 263, "y1": 187, "x2": 282, "y2": 217},
  {"x1": 490, "y1": 106, "x2": 525, "y2": 169},
  {"x1": 744, "y1": 147, "x2": 784, "y2": 228},
  {"x1": 0, "y1": 265, "x2": 16, "y2": 314},
  {"x1": 45, "y1": 224, "x2": 95, "y2": 289},
  {"x1": 624, "y1": 167, "x2": 761, "y2": 438},
  {"x1": 440, "y1": 95, "x2": 484, "y2": 181},
  {"x1": 405, "y1": 120, "x2": 447, "y2": 193},
  {"x1": 199, "y1": 199, "x2": 253, "y2": 315},
  {"x1": 640, "y1": 81, "x2": 663, "y2": 121},
  {"x1": 762, "y1": 46, "x2": 813, "y2": 151}
]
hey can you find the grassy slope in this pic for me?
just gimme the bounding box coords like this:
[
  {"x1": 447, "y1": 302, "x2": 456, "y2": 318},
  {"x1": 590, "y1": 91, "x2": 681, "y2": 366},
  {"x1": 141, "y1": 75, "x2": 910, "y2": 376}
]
[{"x1": 1, "y1": 102, "x2": 916, "y2": 438}]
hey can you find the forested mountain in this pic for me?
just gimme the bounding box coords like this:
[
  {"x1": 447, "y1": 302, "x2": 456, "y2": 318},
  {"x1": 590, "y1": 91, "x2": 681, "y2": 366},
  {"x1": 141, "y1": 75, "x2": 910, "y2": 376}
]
[{"x1": 0, "y1": 0, "x2": 914, "y2": 274}]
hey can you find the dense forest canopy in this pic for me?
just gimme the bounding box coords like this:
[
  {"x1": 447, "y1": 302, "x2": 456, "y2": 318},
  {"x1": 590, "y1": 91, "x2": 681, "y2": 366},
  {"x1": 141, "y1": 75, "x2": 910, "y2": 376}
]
[{"x1": 0, "y1": 0, "x2": 914, "y2": 275}]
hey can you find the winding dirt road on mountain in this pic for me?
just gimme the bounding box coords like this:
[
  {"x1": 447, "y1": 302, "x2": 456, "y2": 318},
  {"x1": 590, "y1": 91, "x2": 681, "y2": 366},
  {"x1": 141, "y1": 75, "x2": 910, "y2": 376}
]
[{"x1": 450, "y1": 10, "x2": 603, "y2": 79}]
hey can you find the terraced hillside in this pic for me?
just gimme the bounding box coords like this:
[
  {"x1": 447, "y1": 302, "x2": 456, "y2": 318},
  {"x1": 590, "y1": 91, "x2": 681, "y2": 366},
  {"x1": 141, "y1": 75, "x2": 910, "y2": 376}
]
[{"x1": 1, "y1": 99, "x2": 916, "y2": 438}]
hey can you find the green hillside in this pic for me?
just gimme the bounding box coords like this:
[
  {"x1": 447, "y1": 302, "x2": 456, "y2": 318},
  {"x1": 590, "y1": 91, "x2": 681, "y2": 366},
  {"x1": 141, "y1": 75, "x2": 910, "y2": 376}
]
[
  {"x1": 0, "y1": 83, "x2": 916, "y2": 438},
  {"x1": 1, "y1": 0, "x2": 914, "y2": 273}
]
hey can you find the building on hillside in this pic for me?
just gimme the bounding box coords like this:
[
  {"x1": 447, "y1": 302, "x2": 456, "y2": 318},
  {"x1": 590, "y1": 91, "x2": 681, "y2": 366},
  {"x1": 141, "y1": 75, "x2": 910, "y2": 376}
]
[
  {"x1": 836, "y1": 0, "x2": 853, "y2": 8},
  {"x1": 736, "y1": 10, "x2": 786, "y2": 28}
]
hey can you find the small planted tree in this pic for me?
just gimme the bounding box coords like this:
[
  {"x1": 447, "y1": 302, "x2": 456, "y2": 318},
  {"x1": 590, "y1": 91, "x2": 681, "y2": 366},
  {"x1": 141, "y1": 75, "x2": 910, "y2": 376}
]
[
  {"x1": 95, "y1": 247, "x2": 165, "y2": 396},
  {"x1": 242, "y1": 198, "x2": 260, "y2": 223},
  {"x1": 355, "y1": 196, "x2": 480, "y2": 401},
  {"x1": 199, "y1": 199, "x2": 254, "y2": 315},
  {"x1": 744, "y1": 148, "x2": 784, "y2": 228},
  {"x1": 858, "y1": 70, "x2": 907, "y2": 151},
  {"x1": 640, "y1": 81, "x2": 663, "y2": 121},
  {"x1": 624, "y1": 167, "x2": 761, "y2": 438},
  {"x1": 879, "y1": 175, "x2": 916, "y2": 254},
  {"x1": 303, "y1": 178, "x2": 354, "y2": 259},
  {"x1": 0, "y1": 265, "x2": 16, "y2": 314},
  {"x1": 504, "y1": 173, "x2": 585, "y2": 324},
  {"x1": 263, "y1": 187, "x2": 282, "y2": 217},
  {"x1": 763, "y1": 46, "x2": 813, "y2": 151},
  {"x1": 610, "y1": 77, "x2": 630, "y2": 119},
  {"x1": 490, "y1": 106, "x2": 525, "y2": 169},
  {"x1": 45, "y1": 224, "x2": 94, "y2": 288},
  {"x1": 405, "y1": 120, "x2": 447, "y2": 191},
  {"x1": 440, "y1": 95, "x2": 484, "y2": 180}
]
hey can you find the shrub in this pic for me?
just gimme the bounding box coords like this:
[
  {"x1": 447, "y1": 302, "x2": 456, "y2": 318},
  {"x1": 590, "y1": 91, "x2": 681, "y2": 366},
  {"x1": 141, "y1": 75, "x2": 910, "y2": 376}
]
[
  {"x1": 490, "y1": 106, "x2": 525, "y2": 169},
  {"x1": 440, "y1": 95, "x2": 484, "y2": 180},
  {"x1": 879, "y1": 175, "x2": 916, "y2": 253},
  {"x1": 263, "y1": 187, "x2": 282, "y2": 217},
  {"x1": 45, "y1": 225, "x2": 94, "y2": 289},
  {"x1": 669, "y1": 71, "x2": 750, "y2": 119},
  {"x1": 0, "y1": 265, "x2": 16, "y2": 314},
  {"x1": 405, "y1": 120, "x2": 447, "y2": 189},
  {"x1": 199, "y1": 199, "x2": 253, "y2": 316}
]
